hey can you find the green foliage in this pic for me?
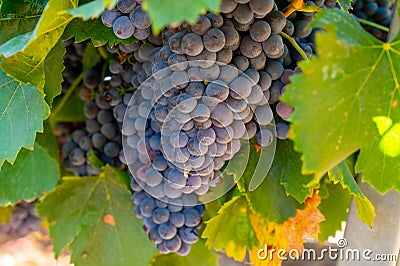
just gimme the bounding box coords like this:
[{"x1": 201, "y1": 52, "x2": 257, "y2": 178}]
[
  {"x1": 67, "y1": 0, "x2": 118, "y2": 20},
  {"x1": 278, "y1": 140, "x2": 317, "y2": 203},
  {"x1": 202, "y1": 196, "x2": 258, "y2": 262},
  {"x1": 318, "y1": 178, "x2": 351, "y2": 242},
  {"x1": 37, "y1": 166, "x2": 157, "y2": 265},
  {"x1": 143, "y1": 0, "x2": 222, "y2": 33},
  {"x1": 282, "y1": 9, "x2": 400, "y2": 193},
  {"x1": 63, "y1": 18, "x2": 138, "y2": 47},
  {"x1": 35, "y1": 123, "x2": 60, "y2": 162},
  {"x1": 44, "y1": 40, "x2": 66, "y2": 104},
  {"x1": 88, "y1": 150, "x2": 105, "y2": 170},
  {"x1": 328, "y1": 157, "x2": 375, "y2": 226},
  {"x1": 0, "y1": 0, "x2": 48, "y2": 45},
  {"x1": 337, "y1": 0, "x2": 353, "y2": 11},
  {"x1": 225, "y1": 139, "x2": 302, "y2": 223},
  {"x1": 150, "y1": 241, "x2": 218, "y2": 266},
  {"x1": 0, "y1": 143, "x2": 59, "y2": 206},
  {"x1": 0, "y1": 0, "x2": 78, "y2": 90},
  {"x1": 0, "y1": 69, "x2": 50, "y2": 168},
  {"x1": 82, "y1": 42, "x2": 101, "y2": 71},
  {"x1": 50, "y1": 92, "x2": 86, "y2": 123}
]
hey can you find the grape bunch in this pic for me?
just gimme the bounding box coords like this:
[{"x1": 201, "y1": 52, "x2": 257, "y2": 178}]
[
  {"x1": 84, "y1": 0, "x2": 342, "y2": 255},
  {"x1": 351, "y1": 0, "x2": 394, "y2": 41},
  {"x1": 62, "y1": 75, "x2": 127, "y2": 176},
  {"x1": 117, "y1": 7, "x2": 283, "y2": 253},
  {"x1": 101, "y1": 0, "x2": 151, "y2": 40}
]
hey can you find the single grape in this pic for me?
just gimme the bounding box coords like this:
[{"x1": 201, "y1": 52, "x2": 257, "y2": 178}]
[
  {"x1": 85, "y1": 119, "x2": 101, "y2": 134},
  {"x1": 265, "y1": 11, "x2": 286, "y2": 34},
  {"x1": 153, "y1": 208, "x2": 170, "y2": 224},
  {"x1": 265, "y1": 60, "x2": 284, "y2": 80},
  {"x1": 129, "y1": 5, "x2": 151, "y2": 29},
  {"x1": 191, "y1": 16, "x2": 212, "y2": 35},
  {"x1": 140, "y1": 197, "x2": 157, "y2": 218},
  {"x1": 165, "y1": 235, "x2": 182, "y2": 252},
  {"x1": 103, "y1": 141, "x2": 120, "y2": 158},
  {"x1": 229, "y1": 76, "x2": 252, "y2": 99},
  {"x1": 205, "y1": 80, "x2": 229, "y2": 101},
  {"x1": 294, "y1": 20, "x2": 312, "y2": 39},
  {"x1": 249, "y1": 0, "x2": 274, "y2": 17},
  {"x1": 181, "y1": 33, "x2": 204, "y2": 56},
  {"x1": 203, "y1": 28, "x2": 226, "y2": 53},
  {"x1": 79, "y1": 136, "x2": 92, "y2": 151},
  {"x1": 262, "y1": 34, "x2": 284, "y2": 59},
  {"x1": 179, "y1": 227, "x2": 199, "y2": 244},
  {"x1": 84, "y1": 101, "x2": 98, "y2": 119},
  {"x1": 240, "y1": 35, "x2": 262, "y2": 58},
  {"x1": 250, "y1": 20, "x2": 271, "y2": 42},
  {"x1": 69, "y1": 148, "x2": 86, "y2": 166},
  {"x1": 232, "y1": 55, "x2": 249, "y2": 72},
  {"x1": 144, "y1": 167, "x2": 163, "y2": 187},
  {"x1": 113, "y1": 16, "x2": 135, "y2": 39},
  {"x1": 101, "y1": 123, "x2": 118, "y2": 139},
  {"x1": 276, "y1": 122, "x2": 290, "y2": 140},
  {"x1": 276, "y1": 102, "x2": 294, "y2": 121},
  {"x1": 233, "y1": 4, "x2": 254, "y2": 24},
  {"x1": 220, "y1": 26, "x2": 240, "y2": 49},
  {"x1": 134, "y1": 27, "x2": 151, "y2": 40},
  {"x1": 83, "y1": 69, "x2": 100, "y2": 89},
  {"x1": 210, "y1": 103, "x2": 234, "y2": 127},
  {"x1": 220, "y1": 0, "x2": 238, "y2": 13},
  {"x1": 254, "y1": 104, "x2": 273, "y2": 125},
  {"x1": 158, "y1": 222, "x2": 177, "y2": 240},
  {"x1": 257, "y1": 128, "x2": 274, "y2": 147}
]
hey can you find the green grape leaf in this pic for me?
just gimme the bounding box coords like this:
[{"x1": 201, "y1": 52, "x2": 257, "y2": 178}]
[
  {"x1": 328, "y1": 157, "x2": 375, "y2": 227},
  {"x1": 281, "y1": 9, "x2": 400, "y2": 193},
  {"x1": 37, "y1": 166, "x2": 157, "y2": 264},
  {"x1": 202, "y1": 196, "x2": 258, "y2": 262},
  {"x1": 63, "y1": 18, "x2": 138, "y2": 47},
  {"x1": 44, "y1": 40, "x2": 66, "y2": 105},
  {"x1": 143, "y1": 0, "x2": 222, "y2": 33},
  {"x1": 87, "y1": 150, "x2": 105, "y2": 170},
  {"x1": 0, "y1": 143, "x2": 59, "y2": 205},
  {"x1": 36, "y1": 122, "x2": 60, "y2": 163},
  {"x1": 318, "y1": 177, "x2": 351, "y2": 242},
  {"x1": 225, "y1": 139, "x2": 302, "y2": 223},
  {"x1": 278, "y1": 140, "x2": 317, "y2": 203},
  {"x1": 150, "y1": 241, "x2": 218, "y2": 266},
  {"x1": 82, "y1": 42, "x2": 101, "y2": 72},
  {"x1": 0, "y1": 0, "x2": 48, "y2": 45},
  {"x1": 0, "y1": 0, "x2": 78, "y2": 90},
  {"x1": 0, "y1": 69, "x2": 50, "y2": 168},
  {"x1": 50, "y1": 88, "x2": 86, "y2": 124},
  {"x1": 67, "y1": 0, "x2": 118, "y2": 20}
]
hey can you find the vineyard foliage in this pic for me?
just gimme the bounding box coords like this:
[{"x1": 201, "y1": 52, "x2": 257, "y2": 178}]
[{"x1": 0, "y1": 0, "x2": 399, "y2": 265}]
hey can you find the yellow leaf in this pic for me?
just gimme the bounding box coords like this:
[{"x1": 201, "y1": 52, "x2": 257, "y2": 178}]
[{"x1": 248, "y1": 192, "x2": 325, "y2": 266}]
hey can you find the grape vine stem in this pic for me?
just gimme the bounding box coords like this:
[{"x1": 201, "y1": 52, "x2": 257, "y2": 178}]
[
  {"x1": 357, "y1": 18, "x2": 389, "y2": 32},
  {"x1": 280, "y1": 32, "x2": 309, "y2": 61},
  {"x1": 49, "y1": 72, "x2": 84, "y2": 127}
]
